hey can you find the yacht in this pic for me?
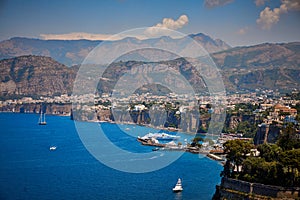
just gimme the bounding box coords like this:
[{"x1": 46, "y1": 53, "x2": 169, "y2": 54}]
[
  {"x1": 141, "y1": 133, "x2": 180, "y2": 140},
  {"x1": 173, "y1": 178, "x2": 183, "y2": 192}
]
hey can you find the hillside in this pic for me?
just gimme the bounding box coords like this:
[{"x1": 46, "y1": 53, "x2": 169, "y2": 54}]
[
  {"x1": 211, "y1": 42, "x2": 300, "y2": 92},
  {"x1": 212, "y1": 42, "x2": 300, "y2": 70},
  {"x1": 0, "y1": 55, "x2": 76, "y2": 98}
]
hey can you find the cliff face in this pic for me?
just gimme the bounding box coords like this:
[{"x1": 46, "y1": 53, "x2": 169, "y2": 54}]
[
  {"x1": 254, "y1": 124, "x2": 281, "y2": 145},
  {"x1": 0, "y1": 55, "x2": 76, "y2": 98},
  {"x1": 72, "y1": 107, "x2": 202, "y2": 133},
  {"x1": 0, "y1": 103, "x2": 72, "y2": 116}
]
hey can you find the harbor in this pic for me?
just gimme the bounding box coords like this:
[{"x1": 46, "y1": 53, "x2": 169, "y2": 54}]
[{"x1": 136, "y1": 132, "x2": 226, "y2": 161}]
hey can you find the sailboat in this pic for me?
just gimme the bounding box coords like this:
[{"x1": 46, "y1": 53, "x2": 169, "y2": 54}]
[
  {"x1": 172, "y1": 178, "x2": 183, "y2": 192},
  {"x1": 38, "y1": 110, "x2": 47, "y2": 125}
]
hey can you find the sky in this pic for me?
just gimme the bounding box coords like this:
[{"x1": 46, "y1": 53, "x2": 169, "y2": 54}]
[{"x1": 0, "y1": 0, "x2": 299, "y2": 46}]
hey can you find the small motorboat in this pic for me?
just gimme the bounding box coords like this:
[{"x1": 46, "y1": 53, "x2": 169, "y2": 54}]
[
  {"x1": 49, "y1": 146, "x2": 57, "y2": 151},
  {"x1": 173, "y1": 178, "x2": 183, "y2": 192}
]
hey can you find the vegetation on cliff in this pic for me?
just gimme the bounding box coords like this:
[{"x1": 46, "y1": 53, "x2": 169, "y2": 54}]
[{"x1": 221, "y1": 124, "x2": 300, "y2": 187}]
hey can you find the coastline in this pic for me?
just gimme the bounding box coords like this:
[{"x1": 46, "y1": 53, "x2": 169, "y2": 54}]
[{"x1": 0, "y1": 111, "x2": 226, "y2": 165}]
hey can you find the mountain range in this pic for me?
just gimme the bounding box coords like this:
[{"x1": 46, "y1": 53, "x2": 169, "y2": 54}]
[
  {"x1": 0, "y1": 34, "x2": 299, "y2": 98},
  {"x1": 0, "y1": 33, "x2": 231, "y2": 66}
]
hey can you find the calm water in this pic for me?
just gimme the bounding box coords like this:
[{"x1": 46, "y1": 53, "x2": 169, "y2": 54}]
[{"x1": 0, "y1": 113, "x2": 222, "y2": 200}]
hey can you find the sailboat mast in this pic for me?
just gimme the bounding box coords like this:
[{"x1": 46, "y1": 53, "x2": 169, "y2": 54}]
[
  {"x1": 43, "y1": 113, "x2": 46, "y2": 123},
  {"x1": 39, "y1": 108, "x2": 47, "y2": 125}
]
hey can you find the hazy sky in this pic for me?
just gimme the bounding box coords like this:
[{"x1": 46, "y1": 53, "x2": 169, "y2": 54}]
[{"x1": 0, "y1": 0, "x2": 299, "y2": 46}]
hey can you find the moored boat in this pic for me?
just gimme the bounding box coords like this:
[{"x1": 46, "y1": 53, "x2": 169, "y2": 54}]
[
  {"x1": 141, "y1": 133, "x2": 180, "y2": 140},
  {"x1": 38, "y1": 111, "x2": 47, "y2": 125}
]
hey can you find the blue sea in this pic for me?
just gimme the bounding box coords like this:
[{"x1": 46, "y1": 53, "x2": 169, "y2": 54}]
[{"x1": 0, "y1": 113, "x2": 222, "y2": 200}]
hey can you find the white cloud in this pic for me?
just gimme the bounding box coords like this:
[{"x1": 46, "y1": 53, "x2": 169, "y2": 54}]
[
  {"x1": 256, "y1": 5, "x2": 286, "y2": 30},
  {"x1": 40, "y1": 32, "x2": 125, "y2": 41},
  {"x1": 282, "y1": 0, "x2": 300, "y2": 10},
  {"x1": 255, "y1": 0, "x2": 269, "y2": 7},
  {"x1": 237, "y1": 27, "x2": 249, "y2": 35},
  {"x1": 144, "y1": 15, "x2": 189, "y2": 37},
  {"x1": 257, "y1": 0, "x2": 300, "y2": 30},
  {"x1": 204, "y1": 0, "x2": 234, "y2": 8}
]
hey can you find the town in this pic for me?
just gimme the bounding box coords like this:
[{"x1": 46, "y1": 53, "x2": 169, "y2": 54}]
[{"x1": 1, "y1": 89, "x2": 299, "y2": 142}]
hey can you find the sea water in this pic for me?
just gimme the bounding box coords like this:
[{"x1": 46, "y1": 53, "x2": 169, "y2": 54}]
[{"x1": 0, "y1": 113, "x2": 222, "y2": 200}]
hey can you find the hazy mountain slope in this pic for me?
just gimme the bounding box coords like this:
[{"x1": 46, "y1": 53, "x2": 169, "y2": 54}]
[
  {"x1": 211, "y1": 42, "x2": 300, "y2": 92},
  {"x1": 189, "y1": 33, "x2": 231, "y2": 53},
  {"x1": 0, "y1": 34, "x2": 231, "y2": 66},
  {"x1": 0, "y1": 37, "x2": 100, "y2": 66},
  {"x1": 212, "y1": 42, "x2": 300, "y2": 69}
]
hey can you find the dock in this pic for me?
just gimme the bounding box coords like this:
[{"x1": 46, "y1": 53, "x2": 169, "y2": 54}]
[
  {"x1": 137, "y1": 137, "x2": 211, "y2": 154},
  {"x1": 137, "y1": 137, "x2": 166, "y2": 147},
  {"x1": 207, "y1": 153, "x2": 224, "y2": 161}
]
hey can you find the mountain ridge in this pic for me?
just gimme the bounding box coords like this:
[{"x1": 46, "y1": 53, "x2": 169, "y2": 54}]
[
  {"x1": 0, "y1": 33, "x2": 231, "y2": 66},
  {"x1": 0, "y1": 40, "x2": 299, "y2": 99}
]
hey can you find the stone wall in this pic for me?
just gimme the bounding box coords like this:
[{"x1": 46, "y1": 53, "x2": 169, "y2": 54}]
[
  {"x1": 216, "y1": 177, "x2": 300, "y2": 199},
  {"x1": 221, "y1": 177, "x2": 251, "y2": 194}
]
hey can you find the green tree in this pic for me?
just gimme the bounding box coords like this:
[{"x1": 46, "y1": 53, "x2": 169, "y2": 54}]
[
  {"x1": 241, "y1": 157, "x2": 284, "y2": 186},
  {"x1": 236, "y1": 120, "x2": 257, "y2": 138},
  {"x1": 279, "y1": 149, "x2": 300, "y2": 186},
  {"x1": 257, "y1": 143, "x2": 282, "y2": 162},
  {"x1": 223, "y1": 139, "x2": 254, "y2": 175},
  {"x1": 277, "y1": 124, "x2": 300, "y2": 151}
]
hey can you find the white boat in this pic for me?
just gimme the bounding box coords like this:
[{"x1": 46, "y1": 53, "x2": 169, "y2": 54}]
[
  {"x1": 38, "y1": 110, "x2": 47, "y2": 125},
  {"x1": 141, "y1": 133, "x2": 180, "y2": 140},
  {"x1": 173, "y1": 178, "x2": 183, "y2": 192},
  {"x1": 49, "y1": 146, "x2": 56, "y2": 151}
]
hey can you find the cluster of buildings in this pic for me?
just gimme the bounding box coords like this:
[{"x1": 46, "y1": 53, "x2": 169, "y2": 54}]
[{"x1": 1, "y1": 90, "x2": 299, "y2": 132}]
